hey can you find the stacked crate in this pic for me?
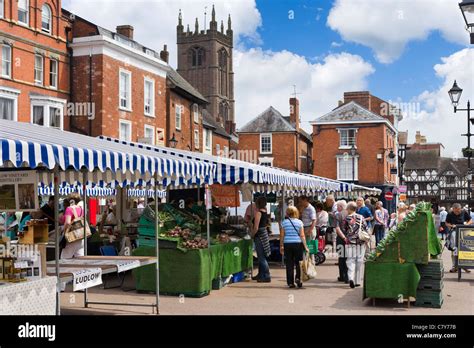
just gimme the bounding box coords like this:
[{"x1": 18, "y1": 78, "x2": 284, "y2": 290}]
[{"x1": 415, "y1": 259, "x2": 444, "y2": 308}]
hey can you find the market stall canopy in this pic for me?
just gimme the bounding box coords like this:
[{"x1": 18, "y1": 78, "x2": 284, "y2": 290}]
[
  {"x1": 100, "y1": 136, "x2": 344, "y2": 192},
  {"x1": 38, "y1": 184, "x2": 117, "y2": 197},
  {"x1": 0, "y1": 120, "x2": 215, "y2": 187},
  {"x1": 127, "y1": 188, "x2": 167, "y2": 198}
]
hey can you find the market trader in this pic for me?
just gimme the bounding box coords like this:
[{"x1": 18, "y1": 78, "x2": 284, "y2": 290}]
[{"x1": 445, "y1": 203, "x2": 472, "y2": 274}]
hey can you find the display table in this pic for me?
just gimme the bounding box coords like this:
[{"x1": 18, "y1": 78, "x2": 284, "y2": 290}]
[
  {"x1": 46, "y1": 256, "x2": 156, "y2": 285},
  {"x1": 0, "y1": 276, "x2": 57, "y2": 315},
  {"x1": 133, "y1": 239, "x2": 253, "y2": 297},
  {"x1": 363, "y1": 262, "x2": 421, "y2": 299}
]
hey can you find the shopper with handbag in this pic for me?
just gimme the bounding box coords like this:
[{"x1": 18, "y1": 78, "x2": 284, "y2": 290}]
[
  {"x1": 341, "y1": 202, "x2": 368, "y2": 289},
  {"x1": 61, "y1": 195, "x2": 89, "y2": 259},
  {"x1": 251, "y1": 196, "x2": 271, "y2": 283},
  {"x1": 280, "y1": 206, "x2": 309, "y2": 288}
]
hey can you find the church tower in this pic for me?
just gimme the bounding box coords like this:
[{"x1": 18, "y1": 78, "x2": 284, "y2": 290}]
[{"x1": 177, "y1": 6, "x2": 235, "y2": 133}]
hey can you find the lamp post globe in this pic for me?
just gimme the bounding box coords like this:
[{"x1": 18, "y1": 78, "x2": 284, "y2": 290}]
[
  {"x1": 459, "y1": 0, "x2": 474, "y2": 44},
  {"x1": 169, "y1": 133, "x2": 178, "y2": 149},
  {"x1": 448, "y1": 80, "x2": 463, "y2": 109}
]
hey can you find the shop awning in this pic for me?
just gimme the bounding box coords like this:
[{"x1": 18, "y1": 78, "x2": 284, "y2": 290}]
[
  {"x1": 0, "y1": 120, "x2": 215, "y2": 186},
  {"x1": 100, "y1": 137, "x2": 344, "y2": 192}
]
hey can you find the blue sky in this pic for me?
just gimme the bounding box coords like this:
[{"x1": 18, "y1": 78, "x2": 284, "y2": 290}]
[
  {"x1": 64, "y1": 0, "x2": 473, "y2": 156},
  {"x1": 252, "y1": 0, "x2": 465, "y2": 104}
]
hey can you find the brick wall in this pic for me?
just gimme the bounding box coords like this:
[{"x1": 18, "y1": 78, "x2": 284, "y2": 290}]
[
  {"x1": 168, "y1": 90, "x2": 203, "y2": 151},
  {"x1": 71, "y1": 53, "x2": 167, "y2": 142},
  {"x1": 0, "y1": 0, "x2": 70, "y2": 128},
  {"x1": 213, "y1": 133, "x2": 231, "y2": 156},
  {"x1": 313, "y1": 123, "x2": 397, "y2": 185}
]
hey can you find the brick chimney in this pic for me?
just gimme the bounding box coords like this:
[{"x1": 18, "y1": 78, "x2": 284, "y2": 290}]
[
  {"x1": 116, "y1": 25, "x2": 134, "y2": 40},
  {"x1": 289, "y1": 97, "x2": 300, "y2": 130},
  {"x1": 160, "y1": 44, "x2": 169, "y2": 63},
  {"x1": 344, "y1": 91, "x2": 370, "y2": 110}
]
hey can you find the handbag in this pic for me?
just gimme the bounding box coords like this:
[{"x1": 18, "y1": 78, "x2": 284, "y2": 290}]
[
  {"x1": 357, "y1": 215, "x2": 371, "y2": 243},
  {"x1": 64, "y1": 206, "x2": 91, "y2": 243},
  {"x1": 300, "y1": 253, "x2": 317, "y2": 281}
]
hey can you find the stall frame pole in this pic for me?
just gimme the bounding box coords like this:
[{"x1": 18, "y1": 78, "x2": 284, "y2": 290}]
[
  {"x1": 54, "y1": 167, "x2": 60, "y2": 315},
  {"x1": 83, "y1": 171, "x2": 89, "y2": 308},
  {"x1": 154, "y1": 173, "x2": 160, "y2": 315},
  {"x1": 281, "y1": 187, "x2": 286, "y2": 268}
]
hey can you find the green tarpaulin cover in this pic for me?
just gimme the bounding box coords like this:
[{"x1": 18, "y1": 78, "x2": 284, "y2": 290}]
[
  {"x1": 364, "y1": 202, "x2": 442, "y2": 300},
  {"x1": 132, "y1": 239, "x2": 252, "y2": 297}
]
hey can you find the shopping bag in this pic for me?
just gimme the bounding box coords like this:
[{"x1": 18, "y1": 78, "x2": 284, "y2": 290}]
[{"x1": 300, "y1": 254, "x2": 317, "y2": 281}]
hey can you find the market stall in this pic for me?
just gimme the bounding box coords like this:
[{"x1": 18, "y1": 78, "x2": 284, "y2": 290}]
[
  {"x1": 0, "y1": 119, "x2": 215, "y2": 314},
  {"x1": 364, "y1": 202, "x2": 442, "y2": 307},
  {"x1": 104, "y1": 137, "x2": 382, "y2": 297}
]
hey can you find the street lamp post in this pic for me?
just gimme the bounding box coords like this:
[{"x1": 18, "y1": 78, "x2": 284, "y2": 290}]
[
  {"x1": 459, "y1": 0, "x2": 474, "y2": 44},
  {"x1": 168, "y1": 133, "x2": 178, "y2": 149},
  {"x1": 448, "y1": 80, "x2": 473, "y2": 209}
]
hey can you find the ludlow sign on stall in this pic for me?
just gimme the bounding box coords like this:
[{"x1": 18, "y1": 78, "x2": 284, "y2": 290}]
[{"x1": 210, "y1": 184, "x2": 240, "y2": 207}]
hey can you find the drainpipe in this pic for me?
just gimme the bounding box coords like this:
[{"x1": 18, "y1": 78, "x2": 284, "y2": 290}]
[
  {"x1": 166, "y1": 88, "x2": 171, "y2": 147},
  {"x1": 88, "y1": 48, "x2": 92, "y2": 136}
]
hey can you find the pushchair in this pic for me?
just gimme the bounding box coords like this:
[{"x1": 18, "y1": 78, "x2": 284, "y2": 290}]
[{"x1": 306, "y1": 226, "x2": 326, "y2": 265}]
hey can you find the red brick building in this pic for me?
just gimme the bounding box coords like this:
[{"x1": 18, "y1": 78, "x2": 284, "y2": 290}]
[
  {"x1": 67, "y1": 15, "x2": 169, "y2": 144},
  {"x1": 0, "y1": 0, "x2": 70, "y2": 129},
  {"x1": 66, "y1": 13, "x2": 209, "y2": 151},
  {"x1": 202, "y1": 110, "x2": 231, "y2": 156},
  {"x1": 311, "y1": 91, "x2": 402, "y2": 207},
  {"x1": 237, "y1": 98, "x2": 313, "y2": 172}
]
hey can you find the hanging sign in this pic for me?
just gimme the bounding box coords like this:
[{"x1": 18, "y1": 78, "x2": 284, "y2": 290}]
[
  {"x1": 69, "y1": 268, "x2": 103, "y2": 291},
  {"x1": 0, "y1": 171, "x2": 38, "y2": 212},
  {"x1": 398, "y1": 185, "x2": 407, "y2": 193},
  {"x1": 399, "y1": 194, "x2": 407, "y2": 202},
  {"x1": 210, "y1": 184, "x2": 240, "y2": 208},
  {"x1": 457, "y1": 226, "x2": 474, "y2": 268}
]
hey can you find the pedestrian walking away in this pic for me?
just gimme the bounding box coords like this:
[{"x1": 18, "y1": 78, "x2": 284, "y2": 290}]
[
  {"x1": 280, "y1": 206, "x2": 309, "y2": 288},
  {"x1": 340, "y1": 202, "x2": 368, "y2": 288}
]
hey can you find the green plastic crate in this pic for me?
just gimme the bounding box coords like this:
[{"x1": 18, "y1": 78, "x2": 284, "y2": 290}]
[
  {"x1": 415, "y1": 289, "x2": 443, "y2": 308},
  {"x1": 416, "y1": 259, "x2": 444, "y2": 280},
  {"x1": 417, "y1": 278, "x2": 444, "y2": 291}
]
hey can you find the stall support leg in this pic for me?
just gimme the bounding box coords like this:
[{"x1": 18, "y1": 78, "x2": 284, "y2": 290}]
[
  {"x1": 54, "y1": 168, "x2": 61, "y2": 315},
  {"x1": 82, "y1": 171, "x2": 88, "y2": 308},
  {"x1": 281, "y1": 188, "x2": 286, "y2": 268},
  {"x1": 154, "y1": 175, "x2": 160, "y2": 315}
]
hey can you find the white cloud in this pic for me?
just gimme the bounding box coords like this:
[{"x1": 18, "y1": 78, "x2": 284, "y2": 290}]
[
  {"x1": 327, "y1": 0, "x2": 469, "y2": 63},
  {"x1": 234, "y1": 49, "x2": 375, "y2": 132},
  {"x1": 399, "y1": 48, "x2": 474, "y2": 157},
  {"x1": 63, "y1": 0, "x2": 261, "y2": 68}
]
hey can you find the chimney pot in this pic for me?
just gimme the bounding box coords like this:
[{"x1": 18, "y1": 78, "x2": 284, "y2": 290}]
[
  {"x1": 116, "y1": 25, "x2": 134, "y2": 40},
  {"x1": 160, "y1": 44, "x2": 169, "y2": 63}
]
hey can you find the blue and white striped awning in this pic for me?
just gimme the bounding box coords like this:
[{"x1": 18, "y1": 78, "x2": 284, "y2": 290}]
[
  {"x1": 38, "y1": 185, "x2": 117, "y2": 197},
  {"x1": 99, "y1": 137, "x2": 347, "y2": 192},
  {"x1": 0, "y1": 120, "x2": 215, "y2": 186},
  {"x1": 127, "y1": 188, "x2": 167, "y2": 198}
]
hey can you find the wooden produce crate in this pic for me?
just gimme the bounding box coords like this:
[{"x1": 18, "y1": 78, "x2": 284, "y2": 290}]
[{"x1": 18, "y1": 220, "x2": 49, "y2": 245}]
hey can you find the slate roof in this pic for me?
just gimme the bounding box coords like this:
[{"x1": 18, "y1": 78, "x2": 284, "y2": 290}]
[
  {"x1": 167, "y1": 69, "x2": 208, "y2": 104},
  {"x1": 313, "y1": 101, "x2": 386, "y2": 123},
  {"x1": 438, "y1": 157, "x2": 468, "y2": 176},
  {"x1": 238, "y1": 106, "x2": 312, "y2": 143},
  {"x1": 202, "y1": 110, "x2": 231, "y2": 139},
  {"x1": 405, "y1": 149, "x2": 440, "y2": 170}
]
